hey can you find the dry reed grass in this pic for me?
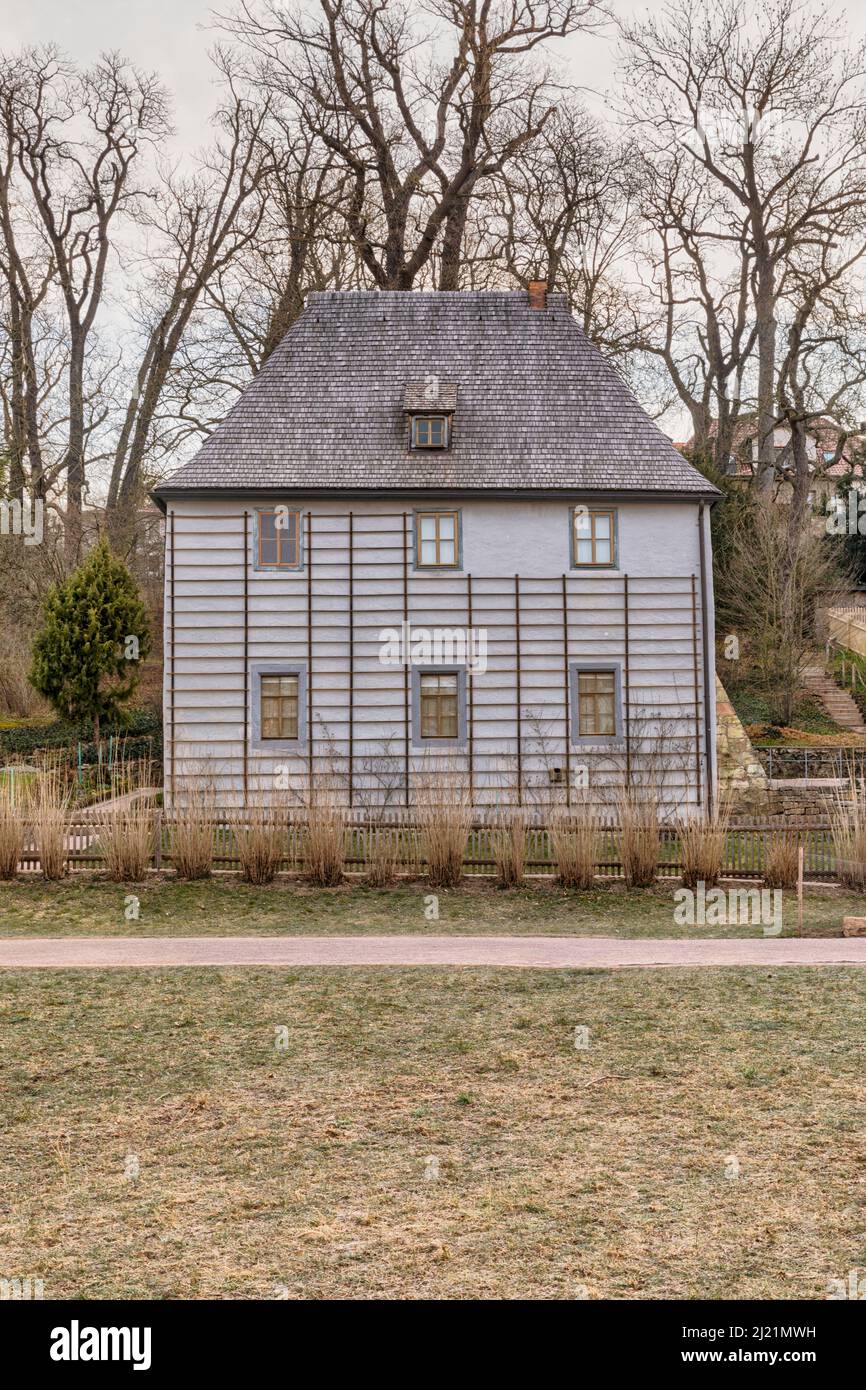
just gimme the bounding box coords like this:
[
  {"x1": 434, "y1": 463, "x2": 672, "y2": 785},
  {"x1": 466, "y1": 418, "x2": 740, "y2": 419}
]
[
  {"x1": 415, "y1": 766, "x2": 473, "y2": 889},
  {"x1": 230, "y1": 803, "x2": 287, "y2": 885},
  {"x1": 762, "y1": 830, "x2": 800, "y2": 889},
  {"x1": 364, "y1": 823, "x2": 401, "y2": 887},
  {"x1": 304, "y1": 788, "x2": 347, "y2": 887},
  {"x1": 491, "y1": 807, "x2": 527, "y2": 888},
  {"x1": 677, "y1": 799, "x2": 731, "y2": 889},
  {"x1": 618, "y1": 787, "x2": 659, "y2": 888},
  {"x1": 32, "y1": 768, "x2": 71, "y2": 881},
  {"x1": 0, "y1": 789, "x2": 25, "y2": 879},
  {"x1": 170, "y1": 783, "x2": 215, "y2": 880},
  {"x1": 548, "y1": 800, "x2": 602, "y2": 889},
  {"x1": 98, "y1": 803, "x2": 155, "y2": 883},
  {"x1": 829, "y1": 775, "x2": 866, "y2": 890}
]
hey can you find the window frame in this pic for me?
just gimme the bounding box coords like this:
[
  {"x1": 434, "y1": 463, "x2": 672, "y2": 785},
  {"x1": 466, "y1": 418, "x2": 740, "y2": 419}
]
[
  {"x1": 250, "y1": 661, "x2": 308, "y2": 752},
  {"x1": 570, "y1": 506, "x2": 618, "y2": 570},
  {"x1": 410, "y1": 414, "x2": 451, "y2": 450},
  {"x1": 411, "y1": 665, "x2": 468, "y2": 749},
  {"x1": 413, "y1": 509, "x2": 462, "y2": 570},
  {"x1": 569, "y1": 662, "x2": 623, "y2": 746},
  {"x1": 253, "y1": 507, "x2": 304, "y2": 572},
  {"x1": 259, "y1": 672, "x2": 301, "y2": 742}
]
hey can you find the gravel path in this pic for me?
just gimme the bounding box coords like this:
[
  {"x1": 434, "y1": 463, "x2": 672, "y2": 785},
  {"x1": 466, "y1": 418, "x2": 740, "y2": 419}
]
[{"x1": 1, "y1": 935, "x2": 865, "y2": 968}]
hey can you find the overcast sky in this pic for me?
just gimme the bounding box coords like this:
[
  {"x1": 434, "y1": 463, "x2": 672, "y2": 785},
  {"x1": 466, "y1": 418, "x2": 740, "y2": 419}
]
[{"x1": 5, "y1": 0, "x2": 657, "y2": 156}]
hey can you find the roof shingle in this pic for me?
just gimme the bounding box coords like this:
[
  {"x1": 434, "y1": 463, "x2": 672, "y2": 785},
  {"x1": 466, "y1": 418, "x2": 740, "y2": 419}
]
[{"x1": 156, "y1": 290, "x2": 716, "y2": 497}]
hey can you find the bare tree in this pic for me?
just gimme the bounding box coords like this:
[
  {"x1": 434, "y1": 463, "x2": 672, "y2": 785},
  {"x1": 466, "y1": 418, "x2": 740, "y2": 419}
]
[
  {"x1": 620, "y1": 0, "x2": 866, "y2": 490},
  {"x1": 717, "y1": 501, "x2": 843, "y2": 724},
  {"x1": 199, "y1": 115, "x2": 365, "y2": 374},
  {"x1": 2, "y1": 48, "x2": 171, "y2": 553},
  {"x1": 635, "y1": 150, "x2": 757, "y2": 466},
  {"x1": 104, "y1": 59, "x2": 280, "y2": 543},
  {"x1": 774, "y1": 238, "x2": 866, "y2": 535},
  {"x1": 0, "y1": 58, "x2": 59, "y2": 500},
  {"x1": 485, "y1": 101, "x2": 647, "y2": 356},
  {"x1": 219, "y1": 0, "x2": 604, "y2": 291}
]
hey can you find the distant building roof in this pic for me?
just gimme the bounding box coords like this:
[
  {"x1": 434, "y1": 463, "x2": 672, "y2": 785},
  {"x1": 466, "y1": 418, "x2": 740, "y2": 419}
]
[
  {"x1": 155, "y1": 290, "x2": 717, "y2": 499},
  {"x1": 695, "y1": 414, "x2": 866, "y2": 477}
]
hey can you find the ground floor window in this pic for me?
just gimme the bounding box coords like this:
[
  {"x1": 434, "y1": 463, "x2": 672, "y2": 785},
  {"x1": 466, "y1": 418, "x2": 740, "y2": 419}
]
[
  {"x1": 411, "y1": 666, "x2": 467, "y2": 747},
  {"x1": 250, "y1": 662, "x2": 307, "y2": 751},
  {"x1": 570, "y1": 663, "x2": 622, "y2": 744},
  {"x1": 260, "y1": 674, "x2": 300, "y2": 740},
  {"x1": 420, "y1": 672, "x2": 459, "y2": 738}
]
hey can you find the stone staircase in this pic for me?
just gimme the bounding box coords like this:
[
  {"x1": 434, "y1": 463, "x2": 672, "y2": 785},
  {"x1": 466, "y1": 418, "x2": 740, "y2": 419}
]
[{"x1": 802, "y1": 664, "x2": 866, "y2": 733}]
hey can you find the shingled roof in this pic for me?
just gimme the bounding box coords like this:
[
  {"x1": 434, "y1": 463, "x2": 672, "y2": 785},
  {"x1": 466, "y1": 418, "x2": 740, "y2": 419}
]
[{"x1": 154, "y1": 290, "x2": 717, "y2": 498}]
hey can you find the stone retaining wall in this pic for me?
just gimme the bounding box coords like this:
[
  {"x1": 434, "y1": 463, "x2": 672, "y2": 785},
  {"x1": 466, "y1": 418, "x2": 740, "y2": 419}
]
[{"x1": 716, "y1": 677, "x2": 844, "y2": 821}]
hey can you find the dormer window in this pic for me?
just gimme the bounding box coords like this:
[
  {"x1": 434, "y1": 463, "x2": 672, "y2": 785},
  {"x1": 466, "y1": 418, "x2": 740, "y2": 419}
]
[
  {"x1": 404, "y1": 379, "x2": 458, "y2": 453},
  {"x1": 412, "y1": 414, "x2": 449, "y2": 449}
]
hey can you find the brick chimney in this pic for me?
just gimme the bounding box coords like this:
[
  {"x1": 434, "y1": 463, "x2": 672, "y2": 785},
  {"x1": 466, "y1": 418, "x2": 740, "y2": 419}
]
[{"x1": 527, "y1": 279, "x2": 547, "y2": 310}]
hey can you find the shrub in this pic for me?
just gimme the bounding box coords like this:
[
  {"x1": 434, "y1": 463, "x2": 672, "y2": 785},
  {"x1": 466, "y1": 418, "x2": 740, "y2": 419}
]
[
  {"x1": 30, "y1": 539, "x2": 152, "y2": 740},
  {"x1": 0, "y1": 709, "x2": 162, "y2": 765}
]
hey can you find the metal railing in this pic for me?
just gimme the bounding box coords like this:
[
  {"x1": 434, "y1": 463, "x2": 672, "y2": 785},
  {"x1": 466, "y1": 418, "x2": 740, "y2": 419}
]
[{"x1": 755, "y1": 745, "x2": 866, "y2": 780}]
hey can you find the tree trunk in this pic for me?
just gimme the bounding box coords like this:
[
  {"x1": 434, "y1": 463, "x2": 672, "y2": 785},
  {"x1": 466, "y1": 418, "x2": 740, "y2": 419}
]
[
  {"x1": 262, "y1": 272, "x2": 306, "y2": 361},
  {"x1": 439, "y1": 193, "x2": 470, "y2": 292},
  {"x1": 63, "y1": 335, "x2": 86, "y2": 565},
  {"x1": 7, "y1": 292, "x2": 26, "y2": 497},
  {"x1": 753, "y1": 262, "x2": 777, "y2": 494}
]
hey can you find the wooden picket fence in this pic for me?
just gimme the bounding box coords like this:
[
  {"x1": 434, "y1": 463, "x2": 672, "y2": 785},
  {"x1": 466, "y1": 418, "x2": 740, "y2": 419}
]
[{"x1": 9, "y1": 812, "x2": 841, "y2": 882}]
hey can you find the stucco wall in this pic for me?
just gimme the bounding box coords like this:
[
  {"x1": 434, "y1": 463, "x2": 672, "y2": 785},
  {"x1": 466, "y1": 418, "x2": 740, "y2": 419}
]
[{"x1": 162, "y1": 493, "x2": 713, "y2": 813}]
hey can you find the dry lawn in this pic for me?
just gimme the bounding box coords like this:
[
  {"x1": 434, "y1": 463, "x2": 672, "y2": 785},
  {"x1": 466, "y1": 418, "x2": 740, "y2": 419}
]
[
  {"x1": 0, "y1": 878, "x2": 861, "y2": 938},
  {"x1": 1, "y1": 966, "x2": 864, "y2": 1299}
]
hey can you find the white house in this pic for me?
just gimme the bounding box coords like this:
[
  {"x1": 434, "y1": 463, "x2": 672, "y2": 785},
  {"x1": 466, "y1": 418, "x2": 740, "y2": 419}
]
[{"x1": 152, "y1": 285, "x2": 719, "y2": 815}]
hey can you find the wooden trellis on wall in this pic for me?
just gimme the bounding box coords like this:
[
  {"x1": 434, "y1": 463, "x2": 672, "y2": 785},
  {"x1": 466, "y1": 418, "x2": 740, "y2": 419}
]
[{"x1": 165, "y1": 506, "x2": 710, "y2": 810}]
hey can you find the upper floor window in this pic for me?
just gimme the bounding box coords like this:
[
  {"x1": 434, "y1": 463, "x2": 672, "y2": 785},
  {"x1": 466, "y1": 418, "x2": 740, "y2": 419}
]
[
  {"x1": 572, "y1": 507, "x2": 616, "y2": 567},
  {"x1": 257, "y1": 508, "x2": 301, "y2": 569},
  {"x1": 416, "y1": 510, "x2": 460, "y2": 567},
  {"x1": 412, "y1": 415, "x2": 450, "y2": 449}
]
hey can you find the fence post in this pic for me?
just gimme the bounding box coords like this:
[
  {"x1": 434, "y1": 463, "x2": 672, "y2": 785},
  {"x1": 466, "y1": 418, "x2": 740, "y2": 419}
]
[{"x1": 154, "y1": 808, "x2": 162, "y2": 871}]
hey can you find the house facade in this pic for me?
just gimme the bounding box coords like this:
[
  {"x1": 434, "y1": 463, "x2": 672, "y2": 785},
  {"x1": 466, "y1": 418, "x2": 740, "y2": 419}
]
[{"x1": 152, "y1": 287, "x2": 719, "y2": 816}]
